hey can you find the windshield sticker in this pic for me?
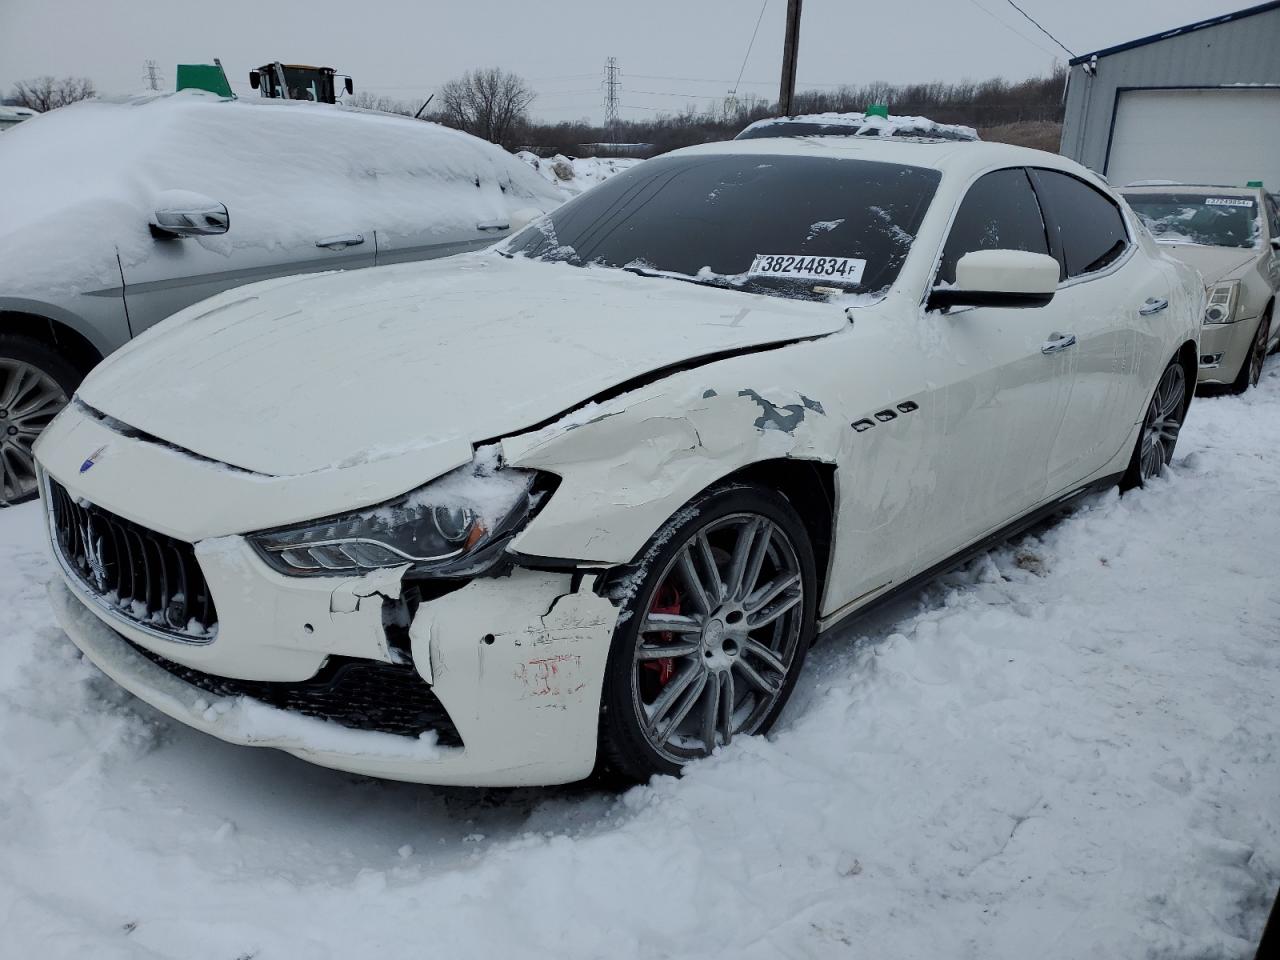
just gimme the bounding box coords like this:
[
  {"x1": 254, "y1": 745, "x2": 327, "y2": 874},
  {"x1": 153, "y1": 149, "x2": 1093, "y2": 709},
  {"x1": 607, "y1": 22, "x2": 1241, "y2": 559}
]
[
  {"x1": 1205, "y1": 197, "x2": 1255, "y2": 207},
  {"x1": 749, "y1": 254, "x2": 866, "y2": 283}
]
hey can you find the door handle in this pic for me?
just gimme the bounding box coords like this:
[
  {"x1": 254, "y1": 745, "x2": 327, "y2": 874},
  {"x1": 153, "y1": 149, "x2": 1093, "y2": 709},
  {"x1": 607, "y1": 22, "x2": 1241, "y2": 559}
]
[
  {"x1": 315, "y1": 233, "x2": 365, "y2": 250},
  {"x1": 476, "y1": 221, "x2": 510, "y2": 232},
  {"x1": 1041, "y1": 332, "x2": 1077, "y2": 355},
  {"x1": 1138, "y1": 297, "x2": 1169, "y2": 315}
]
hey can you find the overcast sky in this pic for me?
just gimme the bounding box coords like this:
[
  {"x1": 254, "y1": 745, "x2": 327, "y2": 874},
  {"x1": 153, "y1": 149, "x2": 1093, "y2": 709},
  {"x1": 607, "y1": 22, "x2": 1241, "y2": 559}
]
[{"x1": 0, "y1": 0, "x2": 1253, "y2": 122}]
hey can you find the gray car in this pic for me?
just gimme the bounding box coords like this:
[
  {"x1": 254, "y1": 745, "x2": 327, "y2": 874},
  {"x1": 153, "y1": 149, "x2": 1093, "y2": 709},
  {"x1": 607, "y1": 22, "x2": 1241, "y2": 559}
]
[{"x1": 0, "y1": 92, "x2": 563, "y2": 505}]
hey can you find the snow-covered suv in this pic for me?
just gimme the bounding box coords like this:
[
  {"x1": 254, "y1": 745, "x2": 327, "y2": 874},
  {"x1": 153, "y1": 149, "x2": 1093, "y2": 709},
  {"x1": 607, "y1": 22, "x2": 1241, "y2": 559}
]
[{"x1": 0, "y1": 92, "x2": 562, "y2": 505}]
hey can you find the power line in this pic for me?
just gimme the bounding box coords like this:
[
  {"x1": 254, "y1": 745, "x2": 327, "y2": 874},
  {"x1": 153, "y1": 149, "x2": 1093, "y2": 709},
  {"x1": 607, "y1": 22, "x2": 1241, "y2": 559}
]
[
  {"x1": 962, "y1": 0, "x2": 1061, "y2": 58},
  {"x1": 1000, "y1": 0, "x2": 1075, "y2": 58},
  {"x1": 732, "y1": 0, "x2": 769, "y2": 97},
  {"x1": 627, "y1": 73, "x2": 775, "y2": 86}
]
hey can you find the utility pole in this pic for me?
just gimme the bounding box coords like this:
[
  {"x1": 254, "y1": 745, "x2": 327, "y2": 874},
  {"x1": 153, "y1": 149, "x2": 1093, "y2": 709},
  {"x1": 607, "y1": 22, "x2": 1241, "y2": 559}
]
[
  {"x1": 778, "y1": 0, "x2": 803, "y2": 116},
  {"x1": 603, "y1": 57, "x2": 620, "y2": 138},
  {"x1": 144, "y1": 59, "x2": 161, "y2": 91}
]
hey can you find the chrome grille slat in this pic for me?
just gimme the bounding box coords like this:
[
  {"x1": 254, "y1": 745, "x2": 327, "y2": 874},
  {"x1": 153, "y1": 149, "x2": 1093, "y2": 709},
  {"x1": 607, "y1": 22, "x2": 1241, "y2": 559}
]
[{"x1": 46, "y1": 477, "x2": 217, "y2": 642}]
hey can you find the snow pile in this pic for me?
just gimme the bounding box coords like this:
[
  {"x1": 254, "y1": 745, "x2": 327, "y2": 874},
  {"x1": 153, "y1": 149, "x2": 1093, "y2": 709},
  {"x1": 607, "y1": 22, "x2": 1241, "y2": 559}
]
[
  {"x1": 739, "y1": 111, "x2": 979, "y2": 142},
  {"x1": 2, "y1": 366, "x2": 1279, "y2": 957},
  {"x1": 516, "y1": 151, "x2": 643, "y2": 197},
  {"x1": 0, "y1": 92, "x2": 563, "y2": 296}
]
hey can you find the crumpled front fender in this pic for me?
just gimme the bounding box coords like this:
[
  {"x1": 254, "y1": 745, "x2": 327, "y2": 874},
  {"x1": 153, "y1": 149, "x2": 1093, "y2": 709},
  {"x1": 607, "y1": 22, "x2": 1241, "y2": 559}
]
[{"x1": 502, "y1": 354, "x2": 844, "y2": 566}]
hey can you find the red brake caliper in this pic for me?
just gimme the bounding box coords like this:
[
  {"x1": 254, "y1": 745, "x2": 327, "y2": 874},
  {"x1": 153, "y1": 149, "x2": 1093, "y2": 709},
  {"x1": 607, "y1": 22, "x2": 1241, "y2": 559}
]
[{"x1": 643, "y1": 582, "x2": 682, "y2": 688}]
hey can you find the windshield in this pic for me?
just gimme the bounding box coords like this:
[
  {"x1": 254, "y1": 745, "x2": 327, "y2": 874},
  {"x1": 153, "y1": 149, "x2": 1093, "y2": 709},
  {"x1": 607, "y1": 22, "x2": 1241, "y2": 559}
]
[
  {"x1": 1123, "y1": 192, "x2": 1260, "y2": 249},
  {"x1": 503, "y1": 153, "x2": 941, "y2": 300}
]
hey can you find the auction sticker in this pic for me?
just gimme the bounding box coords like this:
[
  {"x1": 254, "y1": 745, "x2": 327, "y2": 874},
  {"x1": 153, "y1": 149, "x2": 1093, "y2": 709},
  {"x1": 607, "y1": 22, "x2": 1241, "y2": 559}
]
[
  {"x1": 1205, "y1": 197, "x2": 1255, "y2": 207},
  {"x1": 749, "y1": 254, "x2": 866, "y2": 283}
]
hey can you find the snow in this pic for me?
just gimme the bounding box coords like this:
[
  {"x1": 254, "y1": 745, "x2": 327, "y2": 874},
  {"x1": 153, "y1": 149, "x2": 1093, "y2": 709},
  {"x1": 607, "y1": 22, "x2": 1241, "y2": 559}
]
[
  {"x1": 740, "y1": 111, "x2": 980, "y2": 142},
  {"x1": 0, "y1": 92, "x2": 563, "y2": 296},
  {"x1": 3, "y1": 365, "x2": 1280, "y2": 957},
  {"x1": 515, "y1": 151, "x2": 643, "y2": 197}
]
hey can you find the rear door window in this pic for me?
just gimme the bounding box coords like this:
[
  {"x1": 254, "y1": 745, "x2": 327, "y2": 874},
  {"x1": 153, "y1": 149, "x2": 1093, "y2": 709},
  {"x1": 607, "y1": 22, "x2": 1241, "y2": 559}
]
[
  {"x1": 938, "y1": 168, "x2": 1049, "y2": 285},
  {"x1": 1030, "y1": 169, "x2": 1129, "y2": 278}
]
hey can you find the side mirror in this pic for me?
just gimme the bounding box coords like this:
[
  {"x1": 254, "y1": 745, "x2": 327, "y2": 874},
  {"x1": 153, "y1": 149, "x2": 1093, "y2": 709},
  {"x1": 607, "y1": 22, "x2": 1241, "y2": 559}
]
[
  {"x1": 1270, "y1": 237, "x2": 1280, "y2": 251},
  {"x1": 249, "y1": 70, "x2": 260, "y2": 91},
  {"x1": 928, "y1": 250, "x2": 1060, "y2": 310},
  {"x1": 508, "y1": 207, "x2": 542, "y2": 233},
  {"x1": 150, "y1": 190, "x2": 230, "y2": 239},
  {"x1": 344, "y1": 77, "x2": 354, "y2": 95}
]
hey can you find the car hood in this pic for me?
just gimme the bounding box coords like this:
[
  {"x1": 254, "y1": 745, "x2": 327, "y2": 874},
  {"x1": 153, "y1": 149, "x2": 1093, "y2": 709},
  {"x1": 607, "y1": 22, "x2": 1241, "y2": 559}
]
[
  {"x1": 1157, "y1": 243, "x2": 1260, "y2": 285},
  {"x1": 77, "y1": 254, "x2": 845, "y2": 479}
]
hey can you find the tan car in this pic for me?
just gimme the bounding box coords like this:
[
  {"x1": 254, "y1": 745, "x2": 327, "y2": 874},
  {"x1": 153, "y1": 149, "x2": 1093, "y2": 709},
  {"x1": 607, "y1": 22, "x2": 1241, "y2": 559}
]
[{"x1": 1123, "y1": 184, "x2": 1280, "y2": 393}]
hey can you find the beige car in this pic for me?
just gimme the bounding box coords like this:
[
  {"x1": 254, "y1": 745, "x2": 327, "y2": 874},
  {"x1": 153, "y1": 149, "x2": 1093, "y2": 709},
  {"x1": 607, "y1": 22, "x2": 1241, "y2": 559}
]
[{"x1": 1123, "y1": 184, "x2": 1280, "y2": 392}]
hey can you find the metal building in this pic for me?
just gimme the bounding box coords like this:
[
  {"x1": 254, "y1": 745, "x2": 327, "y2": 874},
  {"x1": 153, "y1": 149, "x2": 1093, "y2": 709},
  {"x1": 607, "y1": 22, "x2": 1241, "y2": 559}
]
[{"x1": 1060, "y1": 0, "x2": 1280, "y2": 188}]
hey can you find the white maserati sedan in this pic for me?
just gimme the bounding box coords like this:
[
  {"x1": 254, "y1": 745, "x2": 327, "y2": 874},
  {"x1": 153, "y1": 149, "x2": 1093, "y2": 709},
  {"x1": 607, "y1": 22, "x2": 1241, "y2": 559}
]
[{"x1": 35, "y1": 133, "x2": 1202, "y2": 786}]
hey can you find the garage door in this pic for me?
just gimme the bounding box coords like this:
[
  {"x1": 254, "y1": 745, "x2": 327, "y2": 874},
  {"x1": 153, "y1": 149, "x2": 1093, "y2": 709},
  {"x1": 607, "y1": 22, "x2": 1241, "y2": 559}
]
[{"x1": 1106, "y1": 88, "x2": 1280, "y2": 189}]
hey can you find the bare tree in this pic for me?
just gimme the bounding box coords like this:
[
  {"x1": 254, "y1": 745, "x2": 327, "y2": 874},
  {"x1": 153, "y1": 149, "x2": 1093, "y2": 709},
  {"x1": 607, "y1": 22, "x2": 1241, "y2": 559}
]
[
  {"x1": 9, "y1": 76, "x2": 96, "y2": 112},
  {"x1": 346, "y1": 90, "x2": 415, "y2": 116},
  {"x1": 438, "y1": 68, "x2": 535, "y2": 148}
]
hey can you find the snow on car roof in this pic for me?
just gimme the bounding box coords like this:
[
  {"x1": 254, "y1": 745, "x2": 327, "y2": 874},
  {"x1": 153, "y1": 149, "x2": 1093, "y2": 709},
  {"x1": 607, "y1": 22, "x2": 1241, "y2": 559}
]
[
  {"x1": 674, "y1": 129, "x2": 1084, "y2": 188},
  {"x1": 736, "y1": 111, "x2": 979, "y2": 143}
]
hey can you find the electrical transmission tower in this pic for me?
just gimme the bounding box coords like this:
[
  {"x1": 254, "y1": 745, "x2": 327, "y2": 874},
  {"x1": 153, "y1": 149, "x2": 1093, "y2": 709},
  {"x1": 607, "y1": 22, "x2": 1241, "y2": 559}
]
[
  {"x1": 144, "y1": 60, "x2": 161, "y2": 91},
  {"x1": 602, "y1": 57, "x2": 620, "y2": 136}
]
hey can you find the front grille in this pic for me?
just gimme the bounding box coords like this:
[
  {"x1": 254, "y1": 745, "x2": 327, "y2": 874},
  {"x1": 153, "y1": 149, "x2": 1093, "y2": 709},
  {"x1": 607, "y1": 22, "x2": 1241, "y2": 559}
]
[
  {"x1": 130, "y1": 644, "x2": 463, "y2": 746},
  {"x1": 47, "y1": 477, "x2": 217, "y2": 641}
]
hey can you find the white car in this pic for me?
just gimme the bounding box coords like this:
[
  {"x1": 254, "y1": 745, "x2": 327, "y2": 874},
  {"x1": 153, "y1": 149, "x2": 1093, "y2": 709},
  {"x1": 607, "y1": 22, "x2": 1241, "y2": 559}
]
[{"x1": 36, "y1": 134, "x2": 1202, "y2": 787}]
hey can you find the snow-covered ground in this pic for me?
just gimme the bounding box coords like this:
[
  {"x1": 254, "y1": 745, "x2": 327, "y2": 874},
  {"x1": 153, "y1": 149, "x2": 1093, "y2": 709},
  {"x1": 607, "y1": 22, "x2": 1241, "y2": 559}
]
[
  {"x1": 516, "y1": 150, "x2": 643, "y2": 197},
  {"x1": 2, "y1": 363, "x2": 1278, "y2": 959}
]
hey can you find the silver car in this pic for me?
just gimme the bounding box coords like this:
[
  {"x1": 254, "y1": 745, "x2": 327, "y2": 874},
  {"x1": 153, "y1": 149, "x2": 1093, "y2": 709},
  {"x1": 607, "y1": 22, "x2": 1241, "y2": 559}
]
[
  {"x1": 0, "y1": 92, "x2": 562, "y2": 504},
  {"x1": 1123, "y1": 184, "x2": 1280, "y2": 392}
]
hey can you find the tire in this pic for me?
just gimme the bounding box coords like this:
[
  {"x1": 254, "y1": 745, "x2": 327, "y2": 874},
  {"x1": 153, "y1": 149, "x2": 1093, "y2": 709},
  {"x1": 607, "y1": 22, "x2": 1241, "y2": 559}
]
[
  {"x1": 1122, "y1": 357, "x2": 1187, "y2": 490},
  {"x1": 1228, "y1": 311, "x2": 1269, "y2": 395},
  {"x1": 596, "y1": 483, "x2": 819, "y2": 783},
  {"x1": 0, "y1": 335, "x2": 81, "y2": 507}
]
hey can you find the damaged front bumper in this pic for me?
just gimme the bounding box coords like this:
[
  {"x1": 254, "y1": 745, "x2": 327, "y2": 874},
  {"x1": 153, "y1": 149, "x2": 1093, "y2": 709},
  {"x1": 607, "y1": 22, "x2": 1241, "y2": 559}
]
[
  {"x1": 50, "y1": 560, "x2": 621, "y2": 786},
  {"x1": 37, "y1": 402, "x2": 623, "y2": 786}
]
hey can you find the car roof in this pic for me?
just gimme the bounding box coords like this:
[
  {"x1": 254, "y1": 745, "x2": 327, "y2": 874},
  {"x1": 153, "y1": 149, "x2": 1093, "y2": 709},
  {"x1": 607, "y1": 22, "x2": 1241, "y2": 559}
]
[
  {"x1": 1121, "y1": 183, "x2": 1263, "y2": 196},
  {"x1": 670, "y1": 134, "x2": 1100, "y2": 188}
]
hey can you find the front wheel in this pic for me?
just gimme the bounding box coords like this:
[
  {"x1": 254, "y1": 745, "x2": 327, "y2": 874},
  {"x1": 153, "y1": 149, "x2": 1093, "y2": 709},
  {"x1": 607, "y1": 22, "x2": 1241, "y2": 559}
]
[
  {"x1": 1122, "y1": 358, "x2": 1187, "y2": 490},
  {"x1": 1, "y1": 335, "x2": 80, "y2": 506},
  {"x1": 597, "y1": 484, "x2": 818, "y2": 783},
  {"x1": 1228, "y1": 311, "x2": 1269, "y2": 395}
]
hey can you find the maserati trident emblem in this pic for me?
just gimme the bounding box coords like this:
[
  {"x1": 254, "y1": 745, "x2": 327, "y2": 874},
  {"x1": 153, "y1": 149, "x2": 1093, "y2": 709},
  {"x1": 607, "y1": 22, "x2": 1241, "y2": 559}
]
[
  {"x1": 79, "y1": 444, "x2": 108, "y2": 474},
  {"x1": 78, "y1": 516, "x2": 110, "y2": 592}
]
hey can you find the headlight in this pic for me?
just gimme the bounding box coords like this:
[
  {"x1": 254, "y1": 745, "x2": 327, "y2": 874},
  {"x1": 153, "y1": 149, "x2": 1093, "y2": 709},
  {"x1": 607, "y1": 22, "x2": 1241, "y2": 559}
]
[
  {"x1": 1204, "y1": 281, "x2": 1240, "y2": 324},
  {"x1": 249, "y1": 452, "x2": 548, "y2": 577}
]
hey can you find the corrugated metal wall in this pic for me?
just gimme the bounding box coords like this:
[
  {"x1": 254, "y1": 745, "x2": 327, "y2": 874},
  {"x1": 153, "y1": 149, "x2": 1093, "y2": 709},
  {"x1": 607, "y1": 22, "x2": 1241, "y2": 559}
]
[{"x1": 1060, "y1": 6, "x2": 1280, "y2": 174}]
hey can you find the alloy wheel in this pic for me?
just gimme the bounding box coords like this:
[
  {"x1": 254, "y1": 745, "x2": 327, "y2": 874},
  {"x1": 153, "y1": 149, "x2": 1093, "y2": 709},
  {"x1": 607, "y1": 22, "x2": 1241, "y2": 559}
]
[
  {"x1": 1139, "y1": 362, "x2": 1185, "y2": 481},
  {"x1": 1250, "y1": 318, "x2": 1268, "y2": 388},
  {"x1": 631, "y1": 512, "x2": 805, "y2": 762},
  {"x1": 0, "y1": 359, "x2": 68, "y2": 504}
]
